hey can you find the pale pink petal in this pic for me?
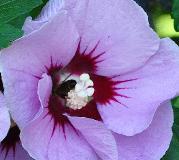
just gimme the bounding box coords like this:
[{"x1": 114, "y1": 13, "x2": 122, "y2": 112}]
[
  {"x1": 22, "y1": 16, "x2": 47, "y2": 35},
  {"x1": 21, "y1": 109, "x2": 99, "y2": 160},
  {"x1": 1, "y1": 12, "x2": 79, "y2": 128},
  {"x1": 114, "y1": 102, "x2": 173, "y2": 160},
  {"x1": 0, "y1": 142, "x2": 33, "y2": 160},
  {"x1": 0, "y1": 93, "x2": 10, "y2": 142},
  {"x1": 35, "y1": 0, "x2": 160, "y2": 76},
  {"x1": 68, "y1": 116, "x2": 118, "y2": 160},
  {"x1": 37, "y1": 73, "x2": 52, "y2": 109},
  {"x1": 47, "y1": 122, "x2": 99, "y2": 160},
  {"x1": 98, "y1": 38, "x2": 179, "y2": 135},
  {"x1": 32, "y1": 73, "x2": 53, "y2": 120},
  {"x1": 23, "y1": 0, "x2": 64, "y2": 35},
  {"x1": 20, "y1": 110, "x2": 54, "y2": 160},
  {"x1": 2, "y1": 70, "x2": 40, "y2": 128}
]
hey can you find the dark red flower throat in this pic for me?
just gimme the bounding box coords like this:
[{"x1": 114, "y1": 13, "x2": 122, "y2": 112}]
[{"x1": 45, "y1": 40, "x2": 133, "y2": 132}]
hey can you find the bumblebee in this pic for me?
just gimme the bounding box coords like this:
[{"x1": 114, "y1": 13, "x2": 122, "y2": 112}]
[{"x1": 56, "y1": 80, "x2": 77, "y2": 98}]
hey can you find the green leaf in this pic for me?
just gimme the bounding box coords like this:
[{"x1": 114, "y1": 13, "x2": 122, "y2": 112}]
[
  {"x1": 30, "y1": 0, "x2": 48, "y2": 19},
  {"x1": 173, "y1": 106, "x2": 179, "y2": 126},
  {"x1": 0, "y1": 0, "x2": 43, "y2": 24},
  {"x1": 8, "y1": 13, "x2": 29, "y2": 29},
  {"x1": 0, "y1": 23, "x2": 23, "y2": 48},
  {"x1": 172, "y1": 0, "x2": 179, "y2": 31},
  {"x1": 172, "y1": 97, "x2": 179, "y2": 109},
  {"x1": 0, "y1": 0, "x2": 11, "y2": 6},
  {"x1": 0, "y1": 0, "x2": 46, "y2": 49}
]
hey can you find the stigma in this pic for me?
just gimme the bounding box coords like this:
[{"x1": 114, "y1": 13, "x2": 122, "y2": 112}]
[{"x1": 66, "y1": 73, "x2": 94, "y2": 110}]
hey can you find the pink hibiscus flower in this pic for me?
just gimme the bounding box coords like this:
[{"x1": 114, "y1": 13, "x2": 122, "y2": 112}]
[{"x1": 0, "y1": 0, "x2": 179, "y2": 159}]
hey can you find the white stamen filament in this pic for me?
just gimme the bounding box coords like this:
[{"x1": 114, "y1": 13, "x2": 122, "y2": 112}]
[
  {"x1": 66, "y1": 73, "x2": 95, "y2": 110},
  {"x1": 80, "y1": 73, "x2": 90, "y2": 81}
]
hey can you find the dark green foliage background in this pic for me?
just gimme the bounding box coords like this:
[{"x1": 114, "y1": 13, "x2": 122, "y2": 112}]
[{"x1": 172, "y1": 0, "x2": 179, "y2": 31}]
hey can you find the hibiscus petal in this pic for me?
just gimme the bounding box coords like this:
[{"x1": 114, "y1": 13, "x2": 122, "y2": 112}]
[
  {"x1": 38, "y1": 73, "x2": 52, "y2": 110},
  {"x1": 97, "y1": 38, "x2": 179, "y2": 135},
  {"x1": 20, "y1": 110, "x2": 55, "y2": 160},
  {"x1": 0, "y1": 142, "x2": 33, "y2": 160},
  {"x1": 23, "y1": 16, "x2": 47, "y2": 35},
  {"x1": 23, "y1": 0, "x2": 64, "y2": 34},
  {"x1": 47, "y1": 122, "x2": 99, "y2": 160},
  {"x1": 2, "y1": 70, "x2": 40, "y2": 128},
  {"x1": 21, "y1": 109, "x2": 99, "y2": 160},
  {"x1": 0, "y1": 12, "x2": 79, "y2": 128},
  {"x1": 68, "y1": 116, "x2": 118, "y2": 160},
  {"x1": 37, "y1": 0, "x2": 160, "y2": 76},
  {"x1": 114, "y1": 102, "x2": 173, "y2": 160},
  {"x1": 0, "y1": 93, "x2": 10, "y2": 142}
]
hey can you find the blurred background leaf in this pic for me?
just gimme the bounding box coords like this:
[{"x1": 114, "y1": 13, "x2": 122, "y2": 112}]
[
  {"x1": 172, "y1": 0, "x2": 179, "y2": 31},
  {"x1": 173, "y1": 97, "x2": 179, "y2": 109}
]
